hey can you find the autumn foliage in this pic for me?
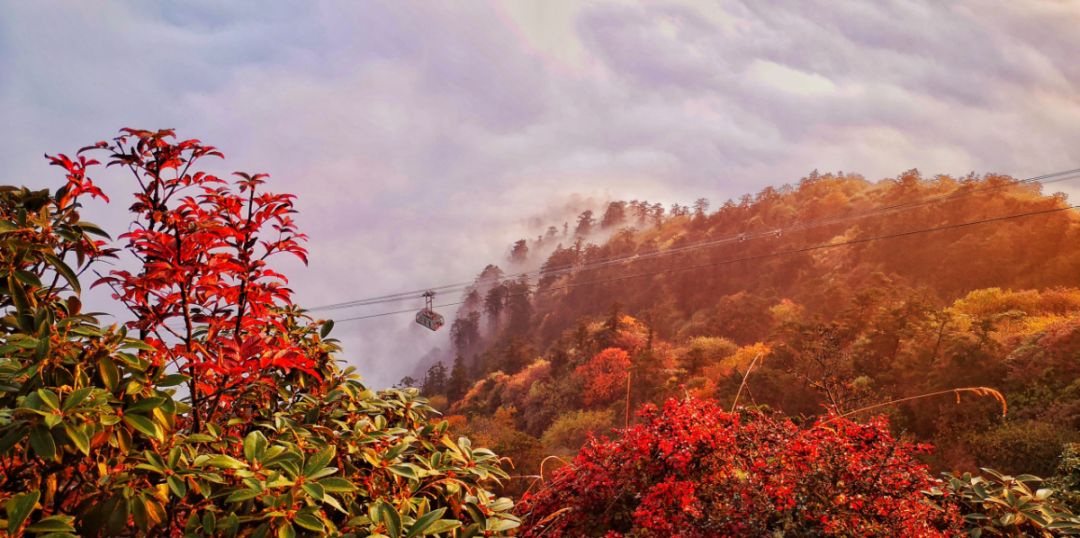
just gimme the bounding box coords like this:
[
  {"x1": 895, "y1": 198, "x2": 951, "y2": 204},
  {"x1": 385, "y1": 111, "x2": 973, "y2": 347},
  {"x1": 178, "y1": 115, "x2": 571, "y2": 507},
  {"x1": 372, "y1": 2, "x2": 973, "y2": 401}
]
[
  {"x1": 0, "y1": 129, "x2": 518, "y2": 537},
  {"x1": 517, "y1": 397, "x2": 961, "y2": 536},
  {"x1": 575, "y1": 348, "x2": 630, "y2": 407},
  {"x1": 88, "y1": 129, "x2": 316, "y2": 429}
]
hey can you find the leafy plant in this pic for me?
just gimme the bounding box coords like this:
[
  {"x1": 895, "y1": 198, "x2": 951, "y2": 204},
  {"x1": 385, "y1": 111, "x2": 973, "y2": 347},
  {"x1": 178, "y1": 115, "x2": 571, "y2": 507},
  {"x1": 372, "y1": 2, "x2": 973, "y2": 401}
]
[
  {"x1": 0, "y1": 129, "x2": 517, "y2": 537},
  {"x1": 517, "y1": 396, "x2": 962, "y2": 537},
  {"x1": 930, "y1": 468, "x2": 1080, "y2": 536}
]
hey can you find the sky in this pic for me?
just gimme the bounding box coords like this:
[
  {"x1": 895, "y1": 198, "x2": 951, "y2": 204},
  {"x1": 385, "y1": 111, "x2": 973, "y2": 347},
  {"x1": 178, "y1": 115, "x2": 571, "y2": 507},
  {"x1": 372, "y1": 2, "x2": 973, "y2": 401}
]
[{"x1": 4, "y1": 1, "x2": 1080, "y2": 387}]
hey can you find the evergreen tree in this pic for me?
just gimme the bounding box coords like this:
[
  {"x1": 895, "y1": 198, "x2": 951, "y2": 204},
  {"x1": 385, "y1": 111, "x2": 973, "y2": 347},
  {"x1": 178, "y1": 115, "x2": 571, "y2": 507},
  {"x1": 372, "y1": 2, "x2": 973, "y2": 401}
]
[
  {"x1": 448, "y1": 355, "x2": 470, "y2": 401},
  {"x1": 422, "y1": 361, "x2": 448, "y2": 395}
]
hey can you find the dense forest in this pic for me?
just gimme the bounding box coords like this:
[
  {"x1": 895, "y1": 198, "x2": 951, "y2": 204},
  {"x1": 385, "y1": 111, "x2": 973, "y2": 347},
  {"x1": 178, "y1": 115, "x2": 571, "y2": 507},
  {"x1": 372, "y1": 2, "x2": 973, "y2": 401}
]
[{"x1": 409, "y1": 170, "x2": 1080, "y2": 491}]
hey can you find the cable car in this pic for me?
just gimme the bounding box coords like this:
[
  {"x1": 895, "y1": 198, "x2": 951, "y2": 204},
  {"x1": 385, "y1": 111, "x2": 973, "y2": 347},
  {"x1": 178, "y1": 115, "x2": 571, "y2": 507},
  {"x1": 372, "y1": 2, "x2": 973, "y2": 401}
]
[{"x1": 415, "y1": 291, "x2": 444, "y2": 331}]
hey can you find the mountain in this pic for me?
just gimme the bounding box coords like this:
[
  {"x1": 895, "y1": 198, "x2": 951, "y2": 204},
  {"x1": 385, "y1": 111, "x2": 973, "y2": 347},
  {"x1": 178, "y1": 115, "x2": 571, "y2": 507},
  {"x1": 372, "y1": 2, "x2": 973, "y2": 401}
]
[{"x1": 415, "y1": 169, "x2": 1080, "y2": 483}]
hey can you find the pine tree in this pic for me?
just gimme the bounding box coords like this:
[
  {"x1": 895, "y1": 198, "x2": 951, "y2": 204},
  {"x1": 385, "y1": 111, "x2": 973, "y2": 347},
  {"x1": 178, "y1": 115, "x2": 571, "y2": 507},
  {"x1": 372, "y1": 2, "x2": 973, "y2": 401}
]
[
  {"x1": 448, "y1": 355, "x2": 470, "y2": 401},
  {"x1": 422, "y1": 361, "x2": 448, "y2": 396}
]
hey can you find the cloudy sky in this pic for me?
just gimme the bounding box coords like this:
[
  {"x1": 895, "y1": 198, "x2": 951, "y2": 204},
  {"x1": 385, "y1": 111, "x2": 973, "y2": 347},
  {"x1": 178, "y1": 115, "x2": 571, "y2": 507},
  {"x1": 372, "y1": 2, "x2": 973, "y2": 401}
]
[{"x1": 4, "y1": 1, "x2": 1080, "y2": 386}]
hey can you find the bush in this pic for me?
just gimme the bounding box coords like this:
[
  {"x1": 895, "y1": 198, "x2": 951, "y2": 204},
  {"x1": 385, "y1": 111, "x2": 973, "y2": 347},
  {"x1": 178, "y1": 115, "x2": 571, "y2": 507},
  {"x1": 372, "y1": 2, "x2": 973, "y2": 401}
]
[
  {"x1": 968, "y1": 420, "x2": 1079, "y2": 477},
  {"x1": 0, "y1": 129, "x2": 517, "y2": 537},
  {"x1": 518, "y1": 397, "x2": 961, "y2": 537},
  {"x1": 931, "y1": 468, "x2": 1080, "y2": 536},
  {"x1": 540, "y1": 409, "x2": 615, "y2": 455}
]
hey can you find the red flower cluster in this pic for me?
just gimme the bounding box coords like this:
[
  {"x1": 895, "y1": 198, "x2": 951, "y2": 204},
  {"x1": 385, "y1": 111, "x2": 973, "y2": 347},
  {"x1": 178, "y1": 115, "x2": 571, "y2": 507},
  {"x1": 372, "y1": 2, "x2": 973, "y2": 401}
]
[{"x1": 518, "y1": 397, "x2": 961, "y2": 537}]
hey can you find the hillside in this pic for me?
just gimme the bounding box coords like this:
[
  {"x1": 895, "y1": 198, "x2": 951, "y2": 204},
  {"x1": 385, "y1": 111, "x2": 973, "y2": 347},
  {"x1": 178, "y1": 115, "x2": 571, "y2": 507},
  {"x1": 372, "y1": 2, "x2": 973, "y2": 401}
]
[{"x1": 413, "y1": 170, "x2": 1080, "y2": 481}]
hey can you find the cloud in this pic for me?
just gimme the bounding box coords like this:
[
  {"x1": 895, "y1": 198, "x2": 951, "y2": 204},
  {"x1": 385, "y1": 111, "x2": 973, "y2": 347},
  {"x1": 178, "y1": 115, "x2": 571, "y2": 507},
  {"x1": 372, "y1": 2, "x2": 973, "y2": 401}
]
[{"x1": 3, "y1": 0, "x2": 1080, "y2": 386}]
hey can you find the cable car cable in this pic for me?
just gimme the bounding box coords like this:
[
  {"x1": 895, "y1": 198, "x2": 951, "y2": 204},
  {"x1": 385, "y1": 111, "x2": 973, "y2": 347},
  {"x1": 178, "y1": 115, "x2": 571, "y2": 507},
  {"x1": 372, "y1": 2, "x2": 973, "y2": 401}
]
[
  {"x1": 331, "y1": 203, "x2": 1080, "y2": 323},
  {"x1": 311, "y1": 168, "x2": 1080, "y2": 312}
]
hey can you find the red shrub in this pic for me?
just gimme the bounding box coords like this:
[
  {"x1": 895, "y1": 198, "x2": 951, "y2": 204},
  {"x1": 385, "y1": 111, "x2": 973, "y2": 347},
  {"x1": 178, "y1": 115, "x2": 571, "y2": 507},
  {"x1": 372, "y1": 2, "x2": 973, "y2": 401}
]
[{"x1": 518, "y1": 397, "x2": 962, "y2": 537}]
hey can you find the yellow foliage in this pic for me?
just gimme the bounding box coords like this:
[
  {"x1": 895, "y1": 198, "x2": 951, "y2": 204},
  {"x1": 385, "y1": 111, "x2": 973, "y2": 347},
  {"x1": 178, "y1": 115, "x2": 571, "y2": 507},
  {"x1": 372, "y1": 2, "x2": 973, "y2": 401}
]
[
  {"x1": 718, "y1": 342, "x2": 771, "y2": 376},
  {"x1": 770, "y1": 299, "x2": 805, "y2": 325}
]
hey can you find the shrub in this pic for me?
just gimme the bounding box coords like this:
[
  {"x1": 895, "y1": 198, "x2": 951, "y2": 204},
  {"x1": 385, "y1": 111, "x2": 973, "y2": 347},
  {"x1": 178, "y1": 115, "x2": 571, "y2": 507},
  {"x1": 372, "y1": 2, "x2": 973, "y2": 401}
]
[
  {"x1": 517, "y1": 397, "x2": 961, "y2": 537},
  {"x1": 0, "y1": 129, "x2": 517, "y2": 537},
  {"x1": 540, "y1": 410, "x2": 615, "y2": 455},
  {"x1": 930, "y1": 468, "x2": 1080, "y2": 536}
]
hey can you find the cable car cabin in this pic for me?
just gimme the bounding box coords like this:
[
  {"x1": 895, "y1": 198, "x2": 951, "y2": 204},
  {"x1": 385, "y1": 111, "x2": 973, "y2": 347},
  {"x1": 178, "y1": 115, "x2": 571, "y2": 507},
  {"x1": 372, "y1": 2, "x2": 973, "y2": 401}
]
[{"x1": 415, "y1": 308, "x2": 445, "y2": 331}]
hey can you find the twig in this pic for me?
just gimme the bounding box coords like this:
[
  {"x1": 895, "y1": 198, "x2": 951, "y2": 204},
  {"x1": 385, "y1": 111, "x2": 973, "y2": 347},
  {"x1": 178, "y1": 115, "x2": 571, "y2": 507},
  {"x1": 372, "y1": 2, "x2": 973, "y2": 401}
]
[
  {"x1": 821, "y1": 386, "x2": 1007, "y2": 425},
  {"x1": 730, "y1": 353, "x2": 763, "y2": 412}
]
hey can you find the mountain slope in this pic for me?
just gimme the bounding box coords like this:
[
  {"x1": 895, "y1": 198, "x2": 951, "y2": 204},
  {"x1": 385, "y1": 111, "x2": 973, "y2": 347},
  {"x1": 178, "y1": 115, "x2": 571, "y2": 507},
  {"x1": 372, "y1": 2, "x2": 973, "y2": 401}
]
[{"x1": 420, "y1": 170, "x2": 1080, "y2": 480}]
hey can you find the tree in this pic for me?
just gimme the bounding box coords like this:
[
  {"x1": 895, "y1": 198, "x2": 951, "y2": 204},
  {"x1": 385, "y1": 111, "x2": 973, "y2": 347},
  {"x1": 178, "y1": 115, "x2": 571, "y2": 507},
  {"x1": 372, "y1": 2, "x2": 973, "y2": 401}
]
[
  {"x1": 600, "y1": 201, "x2": 627, "y2": 229},
  {"x1": 91, "y1": 129, "x2": 314, "y2": 432},
  {"x1": 574, "y1": 210, "x2": 595, "y2": 236},
  {"x1": 509, "y1": 239, "x2": 529, "y2": 264},
  {"x1": 575, "y1": 348, "x2": 631, "y2": 407},
  {"x1": 447, "y1": 355, "x2": 470, "y2": 401},
  {"x1": 505, "y1": 277, "x2": 533, "y2": 336},
  {"x1": 484, "y1": 283, "x2": 508, "y2": 328},
  {"x1": 422, "y1": 361, "x2": 449, "y2": 396},
  {"x1": 693, "y1": 197, "x2": 710, "y2": 217},
  {"x1": 450, "y1": 310, "x2": 481, "y2": 356}
]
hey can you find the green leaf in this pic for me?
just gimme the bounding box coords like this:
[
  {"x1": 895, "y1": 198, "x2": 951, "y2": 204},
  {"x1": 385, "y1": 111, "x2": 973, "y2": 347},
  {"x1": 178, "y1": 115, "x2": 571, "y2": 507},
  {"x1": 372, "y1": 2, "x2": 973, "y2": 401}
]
[
  {"x1": 377, "y1": 502, "x2": 402, "y2": 538},
  {"x1": 303, "y1": 446, "x2": 336, "y2": 478},
  {"x1": 156, "y1": 374, "x2": 189, "y2": 387},
  {"x1": 318, "y1": 477, "x2": 357, "y2": 493},
  {"x1": 225, "y1": 489, "x2": 260, "y2": 503},
  {"x1": 293, "y1": 511, "x2": 325, "y2": 532},
  {"x1": 388, "y1": 463, "x2": 420, "y2": 481},
  {"x1": 73, "y1": 220, "x2": 111, "y2": 239},
  {"x1": 422, "y1": 520, "x2": 462, "y2": 535},
  {"x1": 36, "y1": 389, "x2": 60, "y2": 411},
  {"x1": 29, "y1": 426, "x2": 57, "y2": 461},
  {"x1": 301, "y1": 483, "x2": 325, "y2": 502},
  {"x1": 322, "y1": 494, "x2": 346, "y2": 514},
  {"x1": 6, "y1": 490, "x2": 40, "y2": 534},
  {"x1": 123, "y1": 414, "x2": 163, "y2": 442},
  {"x1": 24, "y1": 514, "x2": 75, "y2": 533},
  {"x1": 126, "y1": 397, "x2": 166, "y2": 414},
  {"x1": 99, "y1": 356, "x2": 119, "y2": 391},
  {"x1": 167, "y1": 475, "x2": 187, "y2": 498},
  {"x1": 489, "y1": 498, "x2": 514, "y2": 513},
  {"x1": 277, "y1": 522, "x2": 296, "y2": 538},
  {"x1": 244, "y1": 430, "x2": 268, "y2": 463},
  {"x1": 320, "y1": 320, "x2": 334, "y2": 338},
  {"x1": 61, "y1": 387, "x2": 94, "y2": 411},
  {"x1": 203, "y1": 455, "x2": 248, "y2": 470},
  {"x1": 42, "y1": 252, "x2": 80, "y2": 293},
  {"x1": 63, "y1": 424, "x2": 90, "y2": 456},
  {"x1": 405, "y1": 508, "x2": 446, "y2": 538},
  {"x1": 463, "y1": 503, "x2": 486, "y2": 528},
  {"x1": 487, "y1": 518, "x2": 520, "y2": 532}
]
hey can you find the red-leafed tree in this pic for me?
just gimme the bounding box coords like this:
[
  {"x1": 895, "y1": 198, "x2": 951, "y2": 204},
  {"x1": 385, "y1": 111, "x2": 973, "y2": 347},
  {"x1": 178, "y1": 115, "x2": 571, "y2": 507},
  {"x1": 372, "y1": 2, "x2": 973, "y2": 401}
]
[
  {"x1": 575, "y1": 347, "x2": 631, "y2": 407},
  {"x1": 86, "y1": 128, "x2": 317, "y2": 430},
  {"x1": 518, "y1": 397, "x2": 962, "y2": 537}
]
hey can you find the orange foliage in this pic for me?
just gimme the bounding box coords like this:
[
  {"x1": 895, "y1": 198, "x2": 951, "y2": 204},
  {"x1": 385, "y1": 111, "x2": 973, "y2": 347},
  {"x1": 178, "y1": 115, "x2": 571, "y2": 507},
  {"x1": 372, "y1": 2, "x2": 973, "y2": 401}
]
[{"x1": 576, "y1": 348, "x2": 631, "y2": 406}]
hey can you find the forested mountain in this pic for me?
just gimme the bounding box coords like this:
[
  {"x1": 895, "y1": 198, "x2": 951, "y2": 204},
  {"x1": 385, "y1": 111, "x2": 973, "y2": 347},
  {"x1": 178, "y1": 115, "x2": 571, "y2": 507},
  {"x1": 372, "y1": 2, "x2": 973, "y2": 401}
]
[{"x1": 414, "y1": 169, "x2": 1080, "y2": 484}]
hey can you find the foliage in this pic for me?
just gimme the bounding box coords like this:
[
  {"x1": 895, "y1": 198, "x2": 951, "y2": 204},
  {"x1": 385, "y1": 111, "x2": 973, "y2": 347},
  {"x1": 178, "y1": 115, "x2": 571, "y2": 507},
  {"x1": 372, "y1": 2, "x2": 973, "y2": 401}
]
[
  {"x1": 930, "y1": 468, "x2": 1080, "y2": 536},
  {"x1": 574, "y1": 348, "x2": 630, "y2": 407},
  {"x1": 0, "y1": 129, "x2": 517, "y2": 537},
  {"x1": 517, "y1": 397, "x2": 961, "y2": 537},
  {"x1": 88, "y1": 128, "x2": 314, "y2": 431},
  {"x1": 1049, "y1": 443, "x2": 1080, "y2": 513},
  {"x1": 539, "y1": 410, "x2": 615, "y2": 455}
]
